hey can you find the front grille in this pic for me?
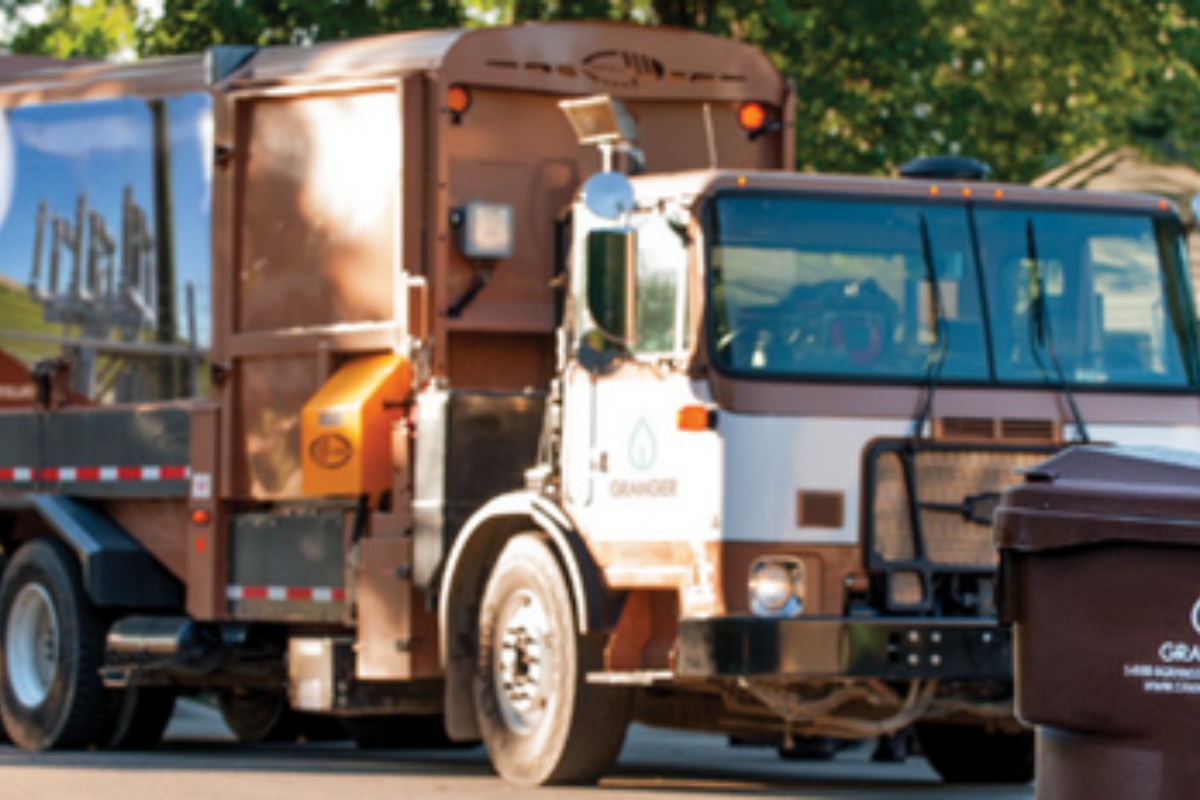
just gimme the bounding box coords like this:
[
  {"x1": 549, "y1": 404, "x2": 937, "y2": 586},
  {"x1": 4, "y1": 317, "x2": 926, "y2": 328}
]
[{"x1": 870, "y1": 444, "x2": 1053, "y2": 569}]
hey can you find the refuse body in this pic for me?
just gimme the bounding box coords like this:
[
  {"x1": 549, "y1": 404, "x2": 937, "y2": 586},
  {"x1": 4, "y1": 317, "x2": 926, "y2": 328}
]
[{"x1": 996, "y1": 445, "x2": 1200, "y2": 800}]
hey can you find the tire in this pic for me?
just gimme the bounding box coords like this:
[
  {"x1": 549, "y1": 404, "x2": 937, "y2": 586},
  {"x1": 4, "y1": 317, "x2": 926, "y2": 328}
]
[
  {"x1": 217, "y1": 689, "x2": 344, "y2": 743},
  {"x1": 342, "y1": 713, "x2": 476, "y2": 750},
  {"x1": 0, "y1": 552, "x2": 7, "y2": 746},
  {"x1": 474, "y1": 533, "x2": 630, "y2": 785},
  {"x1": 0, "y1": 538, "x2": 116, "y2": 750},
  {"x1": 217, "y1": 688, "x2": 297, "y2": 743},
  {"x1": 106, "y1": 688, "x2": 177, "y2": 750},
  {"x1": 916, "y1": 722, "x2": 1035, "y2": 784}
]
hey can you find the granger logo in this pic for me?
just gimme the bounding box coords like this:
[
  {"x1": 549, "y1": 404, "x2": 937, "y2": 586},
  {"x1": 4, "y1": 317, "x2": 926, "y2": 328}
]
[
  {"x1": 310, "y1": 433, "x2": 353, "y2": 470},
  {"x1": 628, "y1": 418, "x2": 658, "y2": 472},
  {"x1": 581, "y1": 50, "x2": 664, "y2": 87},
  {"x1": 1155, "y1": 595, "x2": 1200, "y2": 663}
]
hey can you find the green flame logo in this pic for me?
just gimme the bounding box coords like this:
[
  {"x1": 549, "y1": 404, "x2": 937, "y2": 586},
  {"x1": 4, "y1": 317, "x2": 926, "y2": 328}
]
[{"x1": 628, "y1": 417, "x2": 658, "y2": 472}]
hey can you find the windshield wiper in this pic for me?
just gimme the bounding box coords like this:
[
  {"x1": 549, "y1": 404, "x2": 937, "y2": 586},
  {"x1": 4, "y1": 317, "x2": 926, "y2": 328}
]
[
  {"x1": 1024, "y1": 218, "x2": 1090, "y2": 443},
  {"x1": 911, "y1": 214, "x2": 949, "y2": 439}
]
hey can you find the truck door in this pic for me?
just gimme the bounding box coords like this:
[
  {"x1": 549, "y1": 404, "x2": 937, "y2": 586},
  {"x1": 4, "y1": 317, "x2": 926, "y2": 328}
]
[{"x1": 561, "y1": 212, "x2": 722, "y2": 591}]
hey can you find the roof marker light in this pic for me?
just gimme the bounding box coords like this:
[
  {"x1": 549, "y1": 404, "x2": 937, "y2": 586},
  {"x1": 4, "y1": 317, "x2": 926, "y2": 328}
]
[
  {"x1": 446, "y1": 84, "x2": 471, "y2": 121},
  {"x1": 738, "y1": 102, "x2": 767, "y2": 133}
]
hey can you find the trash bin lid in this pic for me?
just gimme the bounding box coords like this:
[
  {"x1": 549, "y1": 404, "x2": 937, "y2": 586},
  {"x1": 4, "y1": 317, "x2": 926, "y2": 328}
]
[{"x1": 996, "y1": 445, "x2": 1200, "y2": 552}]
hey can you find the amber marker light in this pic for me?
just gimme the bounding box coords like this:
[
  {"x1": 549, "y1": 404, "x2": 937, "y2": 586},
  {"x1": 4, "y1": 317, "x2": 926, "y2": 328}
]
[
  {"x1": 993, "y1": 189, "x2": 1005, "y2": 200},
  {"x1": 738, "y1": 101, "x2": 767, "y2": 133},
  {"x1": 961, "y1": 187, "x2": 973, "y2": 198},
  {"x1": 736, "y1": 175, "x2": 749, "y2": 188},
  {"x1": 678, "y1": 404, "x2": 716, "y2": 431},
  {"x1": 191, "y1": 508, "x2": 211, "y2": 527},
  {"x1": 929, "y1": 186, "x2": 940, "y2": 197},
  {"x1": 446, "y1": 84, "x2": 471, "y2": 119}
]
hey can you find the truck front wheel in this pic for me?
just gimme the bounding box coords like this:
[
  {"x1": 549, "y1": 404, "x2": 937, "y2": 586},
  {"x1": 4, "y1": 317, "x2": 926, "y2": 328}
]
[
  {"x1": 474, "y1": 533, "x2": 630, "y2": 785},
  {"x1": 916, "y1": 722, "x2": 1035, "y2": 784},
  {"x1": 0, "y1": 538, "x2": 114, "y2": 750}
]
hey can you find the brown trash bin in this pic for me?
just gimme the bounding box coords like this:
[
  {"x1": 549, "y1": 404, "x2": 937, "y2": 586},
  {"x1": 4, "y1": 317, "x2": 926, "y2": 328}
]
[{"x1": 996, "y1": 446, "x2": 1200, "y2": 800}]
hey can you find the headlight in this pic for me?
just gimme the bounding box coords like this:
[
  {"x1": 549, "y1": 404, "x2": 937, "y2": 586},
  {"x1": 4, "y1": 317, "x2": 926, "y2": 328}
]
[{"x1": 749, "y1": 558, "x2": 806, "y2": 617}]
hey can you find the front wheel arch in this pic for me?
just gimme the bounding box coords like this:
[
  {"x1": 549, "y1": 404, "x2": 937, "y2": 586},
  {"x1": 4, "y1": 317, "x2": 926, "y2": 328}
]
[{"x1": 438, "y1": 493, "x2": 611, "y2": 743}]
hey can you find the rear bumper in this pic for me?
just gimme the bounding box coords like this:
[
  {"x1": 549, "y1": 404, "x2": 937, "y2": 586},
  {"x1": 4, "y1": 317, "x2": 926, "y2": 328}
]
[{"x1": 677, "y1": 617, "x2": 1012, "y2": 681}]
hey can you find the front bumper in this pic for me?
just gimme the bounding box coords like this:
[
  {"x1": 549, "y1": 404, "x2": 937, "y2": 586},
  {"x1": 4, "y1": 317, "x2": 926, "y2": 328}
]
[{"x1": 677, "y1": 617, "x2": 1011, "y2": 681}]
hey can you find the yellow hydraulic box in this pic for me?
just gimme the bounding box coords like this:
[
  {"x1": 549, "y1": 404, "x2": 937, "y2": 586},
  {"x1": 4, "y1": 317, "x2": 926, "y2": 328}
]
[{"x1": 301, "y1": 354, "x2": 411, "y2": 498}]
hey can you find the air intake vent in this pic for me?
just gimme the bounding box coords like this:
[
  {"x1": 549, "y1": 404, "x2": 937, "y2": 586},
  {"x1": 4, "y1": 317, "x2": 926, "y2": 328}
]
[
  {"x1": 999, "y1": 418, "x2": 1058, "y2": 443},
  {"x1": 938, "y1": 417, "x2": 998, "y2": 441},
  {"x1": 937, "y1": 417, "x2": 1058, "y2": 443}
]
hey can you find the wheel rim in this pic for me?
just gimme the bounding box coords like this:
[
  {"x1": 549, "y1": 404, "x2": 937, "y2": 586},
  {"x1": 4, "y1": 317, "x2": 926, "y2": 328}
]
[
  {"x1": 6, "y1": 583, "x2": 60, "y2": 709},
  {"x1": 493, "y1": 588, "x2": 554, "y2": 735}
]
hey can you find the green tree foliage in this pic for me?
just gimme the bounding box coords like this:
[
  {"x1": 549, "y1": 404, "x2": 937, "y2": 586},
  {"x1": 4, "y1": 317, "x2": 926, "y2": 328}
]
[
  {"x1": 3, "y1": 0, "x2": 138, "y2": 58},
  {"x1": 137, "y1": 0, "x2": 461, "y2": 54}
]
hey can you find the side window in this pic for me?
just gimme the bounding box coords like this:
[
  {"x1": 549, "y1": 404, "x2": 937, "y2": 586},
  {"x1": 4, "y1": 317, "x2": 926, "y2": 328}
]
[
  {"x1": 1089, "y1": 233, "x2": 1186, "y2": 384},
  {"x1": 633, "y1": 216, "x2": 689, "y2": 355}
]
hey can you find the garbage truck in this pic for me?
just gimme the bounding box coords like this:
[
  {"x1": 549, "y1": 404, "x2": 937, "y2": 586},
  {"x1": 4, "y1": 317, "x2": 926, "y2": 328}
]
[{"x1": 0, "y1": 20, "x2": 1198, "y2": 786}]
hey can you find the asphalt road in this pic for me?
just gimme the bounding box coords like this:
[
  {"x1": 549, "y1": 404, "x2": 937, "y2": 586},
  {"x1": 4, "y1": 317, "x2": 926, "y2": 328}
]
[{"x1": 0, "y1": 700, "x2": 1036, "y2": 800}]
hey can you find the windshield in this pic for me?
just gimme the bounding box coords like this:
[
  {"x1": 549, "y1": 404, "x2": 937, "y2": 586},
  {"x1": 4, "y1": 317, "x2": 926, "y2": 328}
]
[{"x1": 708, "y1": 193, "x2": 1197, "y2": 389}]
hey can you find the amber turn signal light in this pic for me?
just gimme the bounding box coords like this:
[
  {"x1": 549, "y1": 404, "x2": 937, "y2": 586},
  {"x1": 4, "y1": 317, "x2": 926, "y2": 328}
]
[{"x1": 677, "y1": 404, "x2": 716, "y2": 431}]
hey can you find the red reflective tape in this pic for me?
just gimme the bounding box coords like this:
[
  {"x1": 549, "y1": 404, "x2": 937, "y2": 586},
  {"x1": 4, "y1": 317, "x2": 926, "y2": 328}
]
[
  {"x1": 227, "y1": 585, "x2": 344, "y2": 603},
  {"x1": 2, "y1": 464, "x2": 189, "y2": 483}
]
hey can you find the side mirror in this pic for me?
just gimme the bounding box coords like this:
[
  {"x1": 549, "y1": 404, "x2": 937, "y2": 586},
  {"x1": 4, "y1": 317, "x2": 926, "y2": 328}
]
[{"x1": 586, "y1": 229, "x2": 635, "y2": 344}]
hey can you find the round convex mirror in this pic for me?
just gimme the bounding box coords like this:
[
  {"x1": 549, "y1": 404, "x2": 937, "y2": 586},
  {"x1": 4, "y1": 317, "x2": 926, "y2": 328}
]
[{"x1": 583, "y1": 171, "x2": 635, "y2": 220}]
